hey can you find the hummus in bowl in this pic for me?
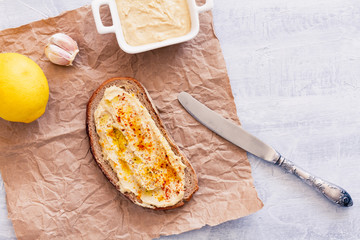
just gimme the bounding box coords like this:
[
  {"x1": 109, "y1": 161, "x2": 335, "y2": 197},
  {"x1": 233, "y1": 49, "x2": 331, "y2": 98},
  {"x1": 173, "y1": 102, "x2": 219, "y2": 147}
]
[{"x1": 92, "y1": 0, "x2": 213, "y2": 54}]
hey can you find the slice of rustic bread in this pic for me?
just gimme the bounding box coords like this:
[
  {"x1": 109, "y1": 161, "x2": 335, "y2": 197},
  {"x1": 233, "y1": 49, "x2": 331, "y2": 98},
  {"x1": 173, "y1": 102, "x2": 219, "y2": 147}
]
[{"x1": 86, "y1": 77, "x2": 198, "y2": 209}]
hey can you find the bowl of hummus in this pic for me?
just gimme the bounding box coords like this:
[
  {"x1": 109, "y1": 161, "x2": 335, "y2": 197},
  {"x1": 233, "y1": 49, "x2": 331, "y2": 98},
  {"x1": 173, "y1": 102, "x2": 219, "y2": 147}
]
[{"x1": 92, "y1": 0, "x2": 213, "y2": 54}]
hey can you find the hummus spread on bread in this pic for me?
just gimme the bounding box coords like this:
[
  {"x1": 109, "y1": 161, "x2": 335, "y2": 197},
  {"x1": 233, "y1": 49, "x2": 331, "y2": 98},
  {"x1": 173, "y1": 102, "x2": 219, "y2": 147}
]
[
  {"x1": 94, "y1": 86, "x2": 186, "y2": 208},
  {"x1": 115, "y1": 0, "x2": 191, "y2": 46}
]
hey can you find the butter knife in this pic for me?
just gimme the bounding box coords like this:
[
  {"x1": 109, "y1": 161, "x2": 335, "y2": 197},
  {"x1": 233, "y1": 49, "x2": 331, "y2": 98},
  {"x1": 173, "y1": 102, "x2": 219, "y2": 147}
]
[{"x1": 178, "y1": 92, "x2": 353, "y2": 207}]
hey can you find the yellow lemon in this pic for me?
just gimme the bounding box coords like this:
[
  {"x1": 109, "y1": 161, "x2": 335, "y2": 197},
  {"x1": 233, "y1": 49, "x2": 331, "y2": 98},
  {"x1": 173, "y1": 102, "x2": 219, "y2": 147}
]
[{"x1": 0, "y1": 53, "x2": 49, "y2": 123}]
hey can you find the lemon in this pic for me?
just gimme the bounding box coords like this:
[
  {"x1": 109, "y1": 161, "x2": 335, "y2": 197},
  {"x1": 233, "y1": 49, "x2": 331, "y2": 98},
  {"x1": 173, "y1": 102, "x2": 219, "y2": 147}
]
[{"x1": 0, "y1": 53, "x2": 49, "y2": 123}]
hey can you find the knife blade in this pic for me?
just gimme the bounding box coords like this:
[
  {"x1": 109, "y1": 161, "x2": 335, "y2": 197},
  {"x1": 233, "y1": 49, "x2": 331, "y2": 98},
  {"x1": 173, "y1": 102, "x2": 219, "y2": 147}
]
[{"x1": 178, "y1": 92, "x2": 353, "y2": 207}]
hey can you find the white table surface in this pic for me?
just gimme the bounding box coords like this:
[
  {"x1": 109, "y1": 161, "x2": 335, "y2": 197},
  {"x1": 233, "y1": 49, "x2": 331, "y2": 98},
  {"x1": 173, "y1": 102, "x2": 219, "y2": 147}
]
[{"x1": 1, "y1": 0, "x2": 359, "y2": 239}]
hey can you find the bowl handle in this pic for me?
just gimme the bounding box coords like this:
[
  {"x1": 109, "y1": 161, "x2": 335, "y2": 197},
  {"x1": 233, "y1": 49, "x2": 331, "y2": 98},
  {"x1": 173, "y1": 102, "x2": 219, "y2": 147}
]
[
  {"x1": 91, "y1": 0, "x2": 116, "y2": 34},
  {"x1": 196, "y1": 0, "x2": 214, "y2": 13}
]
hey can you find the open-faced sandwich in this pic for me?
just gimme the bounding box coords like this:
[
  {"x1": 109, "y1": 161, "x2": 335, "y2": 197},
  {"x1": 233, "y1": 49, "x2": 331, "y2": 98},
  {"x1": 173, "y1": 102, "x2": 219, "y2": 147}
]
[{"x1": 87, "y1": 77, "x2": 198, "y2": 209}]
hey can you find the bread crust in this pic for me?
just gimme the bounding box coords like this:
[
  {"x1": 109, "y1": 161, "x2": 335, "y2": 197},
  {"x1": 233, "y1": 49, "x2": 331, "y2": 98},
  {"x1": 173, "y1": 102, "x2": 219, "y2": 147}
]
[{"x1": 86, "y1": 77, "x2": 198, "y2": 210}]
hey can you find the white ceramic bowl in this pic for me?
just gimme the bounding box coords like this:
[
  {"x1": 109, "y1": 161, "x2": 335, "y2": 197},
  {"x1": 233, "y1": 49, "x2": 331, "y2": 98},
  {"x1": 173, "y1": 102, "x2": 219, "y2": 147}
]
[{"x1": 92, "y1": 0, "x2": 213, "y2": 54}]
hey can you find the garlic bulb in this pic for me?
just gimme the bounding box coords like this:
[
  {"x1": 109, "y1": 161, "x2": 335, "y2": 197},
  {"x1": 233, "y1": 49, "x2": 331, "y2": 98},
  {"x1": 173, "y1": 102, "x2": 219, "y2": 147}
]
[{"x1": 44, "y1": 33, "x2": 79, "y2": 66}]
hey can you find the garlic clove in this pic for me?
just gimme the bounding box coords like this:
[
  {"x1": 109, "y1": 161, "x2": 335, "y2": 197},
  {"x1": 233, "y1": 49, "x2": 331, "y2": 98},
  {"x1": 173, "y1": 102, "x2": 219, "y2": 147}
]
[
  {"x1": 45, "y1": 44, "x2": 74, "y2": 66},
  {"x1": 44, "y1": 33, "x2": 79, "y2": 66},
  {"x1": 48, "y1": 33, "x2": 79, "y2": 54}
]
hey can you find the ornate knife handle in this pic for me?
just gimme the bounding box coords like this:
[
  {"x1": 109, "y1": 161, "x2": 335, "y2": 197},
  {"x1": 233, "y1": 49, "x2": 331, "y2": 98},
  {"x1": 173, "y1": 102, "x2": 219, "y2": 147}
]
[{"x1": 274, "y1": 156, "x2": 353, "y2": 207}]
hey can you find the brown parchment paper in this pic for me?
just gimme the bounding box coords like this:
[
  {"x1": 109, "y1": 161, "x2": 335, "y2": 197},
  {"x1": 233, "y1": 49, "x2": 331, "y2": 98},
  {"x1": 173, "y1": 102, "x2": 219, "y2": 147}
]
[{"x1": 0, "y1": 5, "x2": 263, "y2": 240}]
